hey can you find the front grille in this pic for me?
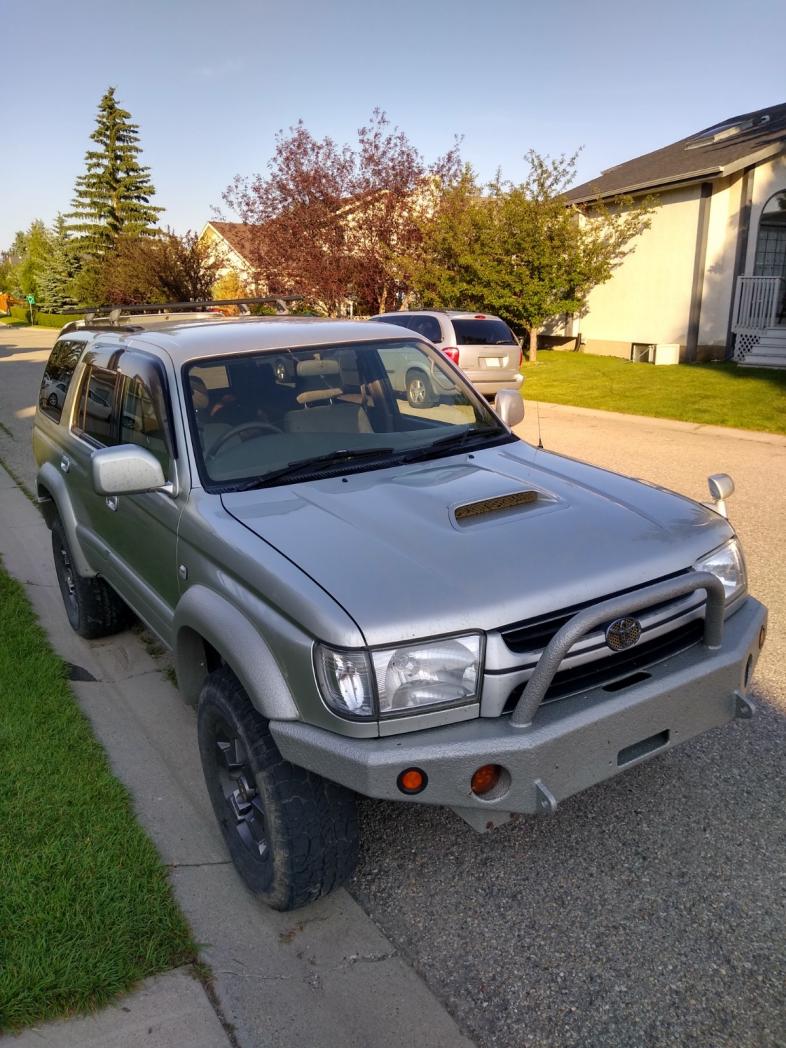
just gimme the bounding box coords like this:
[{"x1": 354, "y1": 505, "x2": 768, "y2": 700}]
[
  {"x1": 502, "y1": 619, "x2": 704, "y2": 712},
  {"x1": 500, "y1": 570, "x2": 690, "y2": 654}
]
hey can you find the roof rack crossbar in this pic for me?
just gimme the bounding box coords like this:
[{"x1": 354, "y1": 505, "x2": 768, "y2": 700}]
[{"x1": 60, "y1": 296, "x2": 303, "y2": 317}]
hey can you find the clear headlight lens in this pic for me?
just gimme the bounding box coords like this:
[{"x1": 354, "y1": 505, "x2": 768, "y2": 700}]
[
  {"x1": 693, "y1": 537, "x2": 746, "y2": 603},
  {"x1": 372, "y1": 634, "x2": 482, "y2": 716},
  {"x1": 315, "y1": 634, "x2": 483, "y2": 719},
  {"x1": 315, "y1": 646, "x2": 374, "y2": 718}
]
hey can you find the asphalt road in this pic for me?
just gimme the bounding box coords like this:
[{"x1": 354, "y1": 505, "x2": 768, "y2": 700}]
[{"x1": 1, "y1": 325, "x2": 784, "y2": 1048}]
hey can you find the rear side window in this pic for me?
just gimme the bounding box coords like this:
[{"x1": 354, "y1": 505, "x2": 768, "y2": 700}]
[
  {"x1": 38, "y1": 339, "x2": 84, "y2": 422},
  {"x1": 73, "y1": 367, "x2": 120, "y2": 446},
  {"x1": 408, "y1": 315, "x2": 442, "y2": 342},
  {"x1": 374, "y1": 314, "x2": 413, "y2": 332},
  {"x1": 452, "y1": 318, "x2": 517, "y2": 345}
]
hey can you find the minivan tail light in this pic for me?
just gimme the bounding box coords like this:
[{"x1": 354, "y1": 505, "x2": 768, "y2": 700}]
[{"x1": 442, "y1": 347, "x2": 460, "y2": 364}]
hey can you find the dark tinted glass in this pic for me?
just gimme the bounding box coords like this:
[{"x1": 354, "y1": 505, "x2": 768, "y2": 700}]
[
  {"x1": 38, "y1": 339, "x2": 84, "y2": 422},
  {"x1": 408, "y1": 315, "x2": 442, "y2": 342},
  {"x1": 120, "y1": 375, "x2": 171, "y2": 470},
  {"x1": 375, "y1": 314, "x2": 413, "y2": 331},
  {"x1": 452, "y1": 318, "x2": 517, "y2": 345},
  {"x1": 74, "y1": 367, "x2": 119, "y2": 446}
]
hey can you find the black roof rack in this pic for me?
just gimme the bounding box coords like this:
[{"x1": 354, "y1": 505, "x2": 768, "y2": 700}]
[{"x1": 59, "y1": 296, "x2": 303, "y2": 320}]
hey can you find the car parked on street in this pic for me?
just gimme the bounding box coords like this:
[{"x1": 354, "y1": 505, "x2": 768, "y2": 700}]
[
  {"x1": 32, "y1": 311, "x2": 766, "y2": 911},
  {"x1": 370, "y1": 310, "x2": 524, "y2": 400}
]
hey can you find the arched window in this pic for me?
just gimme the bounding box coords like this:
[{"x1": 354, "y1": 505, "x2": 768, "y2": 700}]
[{"x1": 754, "y1": 190, "x2": 786, "y2": 278}]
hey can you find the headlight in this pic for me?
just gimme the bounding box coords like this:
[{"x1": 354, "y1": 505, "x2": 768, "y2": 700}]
[
  {"x1": 315, "y1": 633, "x2": 483, "y2": 719},
  {"x1": 372, "y1": 634, "x2": 482, "y2": 715},
  {"x1": 694, "y1": 537, "x2": 746, "y2": 603}
]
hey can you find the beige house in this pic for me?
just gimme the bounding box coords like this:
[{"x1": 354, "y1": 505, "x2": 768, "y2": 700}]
[
  {"x1": 560, "y1": 102, "x2": 786, "y2": 367},
  {"x1": 199, "y1": 221, "x2": 260, "y2": 290}
]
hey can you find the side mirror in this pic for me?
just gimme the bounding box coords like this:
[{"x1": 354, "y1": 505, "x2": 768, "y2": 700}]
[
  {"x1": 92, "y1": 445, "x2": 167, "y2": 496},
  {"x1": 494, "y1": 388, "x2": 525, "y2": 429},
  {"x1": 705, "y1": 473, "x2": 735, "y2": 518}
]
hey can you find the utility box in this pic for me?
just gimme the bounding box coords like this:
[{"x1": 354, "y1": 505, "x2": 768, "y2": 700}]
[
  {"x1": 653, "y1": 343, "x2": 680, "y2": 366},
  {"x1": 630, "y1": 343, "x2": 681, "y2": 365}
]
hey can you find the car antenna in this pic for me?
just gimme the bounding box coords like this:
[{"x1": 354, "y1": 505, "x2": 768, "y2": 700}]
[{"x1": 535, "y1": 400, "x2": 544, "y2": 450}]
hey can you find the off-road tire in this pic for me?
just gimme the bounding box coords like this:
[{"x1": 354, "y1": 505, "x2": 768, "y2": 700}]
[
  {"x1": 51, "y1": 519, "x2": 131, "y2": 638},
  {"x1": 406, "y1": 369, "x2": 436, "y2": 409},
  {"x1": 197, "y1": 667, "x2": 359, "y2": 911}
]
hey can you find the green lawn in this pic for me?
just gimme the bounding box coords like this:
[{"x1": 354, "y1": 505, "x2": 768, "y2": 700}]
[
  {"x1": 521, "y1": 351, "x2": 786, "y2": 435},
  {"x1": 0, "y1": 564, "x2": 194, "y2": 1030}
]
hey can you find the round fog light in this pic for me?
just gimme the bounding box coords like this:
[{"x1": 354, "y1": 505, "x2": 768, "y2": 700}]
[
  {"x1": 471, "y1": 764, "x2": 502, "y2": 796},
  {"x1": 397, "y1": 768, "x2": 428, "y2": 795}
]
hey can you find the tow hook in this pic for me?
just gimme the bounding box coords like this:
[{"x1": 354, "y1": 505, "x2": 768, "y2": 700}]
[{"x1": 734, "y1": 690, "x2": 755, "y2": 719}]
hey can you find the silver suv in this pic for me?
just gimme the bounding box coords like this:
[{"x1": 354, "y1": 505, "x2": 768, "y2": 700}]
[
  {"x1": 370, "y1": 310, "x2": 524, "y2": 400},
  {"x1": 33, "y1": 315, "x2": 766, "y2": 911}
]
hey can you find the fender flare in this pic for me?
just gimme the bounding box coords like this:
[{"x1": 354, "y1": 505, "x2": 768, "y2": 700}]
[
  {"x1": 36, "y1": 462, "x2": 96, "y2": 577},
  {"x1": 173, "y1": 585, "x2": 300, "y2": 720}
]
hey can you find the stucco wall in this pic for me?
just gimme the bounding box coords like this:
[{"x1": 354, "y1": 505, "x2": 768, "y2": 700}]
[
  {"x1": 697, "y1": 174, "x2": 744, "y2": 347},
  {"x1": 578, "y1": 185, "x2": 702, "y2": 355}
]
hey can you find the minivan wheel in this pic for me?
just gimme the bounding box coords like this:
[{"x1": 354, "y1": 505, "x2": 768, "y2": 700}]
[
  {"x1": 51, "y1": 519, "x2": 131, "y2": 638},
  {"x1": 197, "y1": 668, "x2": 359, "y2": 911},
  {"x1": 406, "y1": 370, "x2": 435, "y2": 409}
]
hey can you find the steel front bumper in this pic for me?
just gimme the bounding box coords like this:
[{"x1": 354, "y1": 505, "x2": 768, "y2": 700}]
[{"x1": 270, "y1": 597, "x2": 766, "y2": 822}]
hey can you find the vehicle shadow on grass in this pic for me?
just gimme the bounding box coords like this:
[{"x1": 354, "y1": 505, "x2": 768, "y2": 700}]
[{"x1": 350, "y1": 684, "x2": 786, "y2": 1048}]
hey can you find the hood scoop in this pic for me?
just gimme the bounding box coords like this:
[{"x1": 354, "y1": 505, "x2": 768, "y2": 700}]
[{"x1": 453, "y1": 489, "x2": 547, "y2": 527}]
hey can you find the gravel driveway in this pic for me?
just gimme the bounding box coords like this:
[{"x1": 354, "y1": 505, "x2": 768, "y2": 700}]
[{"x1": 2, "y1": 328, "x2": 784, "y2": 1048}]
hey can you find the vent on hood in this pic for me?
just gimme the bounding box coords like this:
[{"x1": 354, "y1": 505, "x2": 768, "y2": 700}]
[{"x1": 454, "y1": 490, "x2": 539, "y2": 525}]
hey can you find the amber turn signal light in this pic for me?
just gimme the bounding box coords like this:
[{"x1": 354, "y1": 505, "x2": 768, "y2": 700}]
[
  {"x1": 397, "y1": 768, "x2": 428, "y2": 795},
  {"x1": 471, "y1": 764, "x2": 502, "y2": 796}
]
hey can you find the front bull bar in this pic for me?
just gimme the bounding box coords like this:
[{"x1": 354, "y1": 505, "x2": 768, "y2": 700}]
[{"x1": 509, "y1": 571, "x2": 727, "y2": 728}]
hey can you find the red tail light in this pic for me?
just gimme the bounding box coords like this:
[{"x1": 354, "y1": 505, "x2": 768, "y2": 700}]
[{"x1": 442, "y1": 347, "x2": 460, "y2": 364}]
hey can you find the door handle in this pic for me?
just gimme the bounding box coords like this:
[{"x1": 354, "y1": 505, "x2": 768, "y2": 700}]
[
  {"x1": 105, "y1": 496, "x2": 118, "y2": 512},
  {"x1": 60, "y1": 456, "x2": 70, "y2": 474}
]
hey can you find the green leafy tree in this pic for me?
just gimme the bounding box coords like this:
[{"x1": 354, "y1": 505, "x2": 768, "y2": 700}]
[
  {"x1": 66, "y1": 86, "x2": 162, "y2": 301},
  {"x1": 38, "y1": 216, "x2": 78, "y2": 311},
  {"x1": 100, "y1": 229, "x2": 222, "y2": 304},
  {"x1": 411, "y1": 153, "x2": 653, "y2": 361},
  {"x1": 1, "y1": 221, "x2": 53, "y2": 299}
]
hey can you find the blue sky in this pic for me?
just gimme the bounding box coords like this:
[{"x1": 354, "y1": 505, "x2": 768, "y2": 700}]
[{"x1": 3, "y1": 0, "x2": 785, "y2": 249}]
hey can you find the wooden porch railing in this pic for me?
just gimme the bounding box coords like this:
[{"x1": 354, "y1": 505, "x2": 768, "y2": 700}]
[{"x1": 732, "y1": 275, "x2": 784, "y2": 332}]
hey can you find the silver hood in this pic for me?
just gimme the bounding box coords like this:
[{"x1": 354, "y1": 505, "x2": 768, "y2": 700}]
[{"x1": 221, "y1": 441, "x2": 733, "y2": 647}]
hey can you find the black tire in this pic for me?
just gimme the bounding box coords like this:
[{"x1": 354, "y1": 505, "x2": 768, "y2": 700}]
[
  {"x1": 198, "y1": 667, "x2": 359, "y2": 911},
  {"x1": 406, "y1": 369, "x2": 436, "y2": 408},
  {"x1": 47, "y1": 392, "x2": 59, "y2": 407},
  {"x1": 51, "y1": 519, "x2": 131, "y2": 638}
]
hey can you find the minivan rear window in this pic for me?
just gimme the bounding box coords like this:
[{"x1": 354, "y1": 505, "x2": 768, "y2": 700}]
[{"x1": 452, "y1": 318, "x2": 517, "y2": 346}]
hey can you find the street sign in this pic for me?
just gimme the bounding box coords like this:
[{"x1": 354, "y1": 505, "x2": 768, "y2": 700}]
[{"x1": 26, "y1": 294, "x2": 35, "y2": 304}]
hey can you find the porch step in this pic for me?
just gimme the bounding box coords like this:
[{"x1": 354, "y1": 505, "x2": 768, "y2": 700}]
[{"x1": 740, "y1": 326, "x2": 786, "y2": 368}]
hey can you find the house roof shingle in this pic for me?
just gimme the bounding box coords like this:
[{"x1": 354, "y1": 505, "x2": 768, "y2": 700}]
[
  {"x1": 207, "y1": 221, "x2": 263, "y2": 263},
  {"x1": 566, "y1": 102, "x2": 786, "y2": 203}
]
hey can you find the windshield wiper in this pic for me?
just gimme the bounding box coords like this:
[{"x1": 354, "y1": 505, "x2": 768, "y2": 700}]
[
  {"x1": 225, "y1": 447, "x2": 397, "y2": 491},
  {"x1": 399, "y1": 426, "x2": 509, "y2": 464}
]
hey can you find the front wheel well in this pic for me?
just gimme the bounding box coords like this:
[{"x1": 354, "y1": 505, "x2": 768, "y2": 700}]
[{"x1": 175, "y1": 627, "x2": 223, "y2": 705}]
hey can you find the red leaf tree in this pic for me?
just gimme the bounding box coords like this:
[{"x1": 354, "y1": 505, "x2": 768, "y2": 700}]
[{"x1": 222, "y1": 110, "x2": 461, "y2": 315}]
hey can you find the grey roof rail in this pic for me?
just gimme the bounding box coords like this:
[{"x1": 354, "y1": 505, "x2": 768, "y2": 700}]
[{"x1": 510, "y1": 571, "x2": 726, "y2": 728}]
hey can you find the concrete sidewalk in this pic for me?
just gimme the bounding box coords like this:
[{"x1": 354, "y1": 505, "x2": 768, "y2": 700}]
[{"x1": 0, "y1": 464, "x2": 473, "y2": 1048}]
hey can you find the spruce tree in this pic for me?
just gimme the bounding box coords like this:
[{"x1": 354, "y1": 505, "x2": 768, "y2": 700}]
[
  {"x1": 66, "y1": 87, "x2": 162, "y2": 260},
  {"x1": 38, "y1": 216, "x2": 77, "y2": 311}
]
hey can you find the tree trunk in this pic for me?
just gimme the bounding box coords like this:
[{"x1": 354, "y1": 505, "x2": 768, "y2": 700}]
[{"x1": 528, "y1": 327, "x2": 538, "y2": 364}]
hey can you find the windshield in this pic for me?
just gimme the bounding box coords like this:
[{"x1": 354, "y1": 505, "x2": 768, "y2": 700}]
[
  {"x1": 184, "y1": 338, "x2": 512, "y2": 489},
  {"x1": 452, "y1": 318, "x2": 517, "y2": 345}
]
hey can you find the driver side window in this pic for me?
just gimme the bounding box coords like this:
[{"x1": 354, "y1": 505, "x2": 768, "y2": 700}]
[{"x1": 120, "y1": 375, "x2": 171, "y2": 472}]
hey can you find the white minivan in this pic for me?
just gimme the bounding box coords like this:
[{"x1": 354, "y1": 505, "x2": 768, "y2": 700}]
[{"x1": 370, "y1": 310, "x2": 523, "y2": 401}]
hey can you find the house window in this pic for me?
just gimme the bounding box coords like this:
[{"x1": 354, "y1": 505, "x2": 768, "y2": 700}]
[{"x1": 754, "y1": 191, "x2": 786, "y2": 279}]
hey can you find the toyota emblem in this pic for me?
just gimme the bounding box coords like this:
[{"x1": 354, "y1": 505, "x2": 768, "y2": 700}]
[{"x1": 605, "y1": 616, "x2": 642, "y2": 652}]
